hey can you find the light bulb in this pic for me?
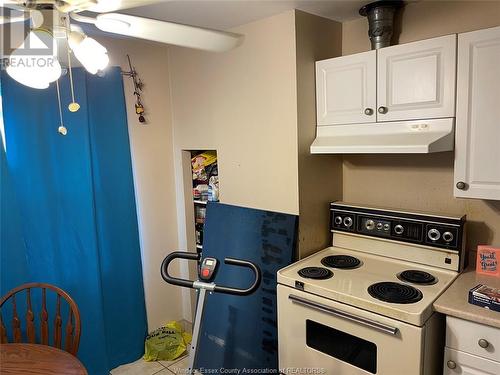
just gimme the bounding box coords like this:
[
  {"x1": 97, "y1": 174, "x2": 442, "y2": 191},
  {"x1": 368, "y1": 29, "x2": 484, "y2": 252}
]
[
  {"x1": 6, "y1": 30, "x2": 62, "y2": 89},
  {"x1": 69, "y1": 32, "x2": 109, "y2": 74}
]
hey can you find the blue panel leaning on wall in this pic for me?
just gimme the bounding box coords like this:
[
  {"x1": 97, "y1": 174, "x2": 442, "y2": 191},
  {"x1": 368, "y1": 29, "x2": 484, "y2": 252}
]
[
  {"x1": 195, "y1": 203, "x2": 298, "y2": 372},
  {"x1": 0, "y1": 67, "x2": 147, "y2": 375}
]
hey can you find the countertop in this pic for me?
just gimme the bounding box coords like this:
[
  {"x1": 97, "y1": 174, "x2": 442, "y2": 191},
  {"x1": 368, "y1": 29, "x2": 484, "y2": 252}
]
[{"x1": 434, "y1": 268, "x2": 500, "y2": 329}]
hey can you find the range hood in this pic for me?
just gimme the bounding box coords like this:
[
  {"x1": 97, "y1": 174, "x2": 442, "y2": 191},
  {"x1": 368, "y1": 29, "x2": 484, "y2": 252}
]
[
  {"x1": 310, "y1": 118, "x2": 455, "y2": 154},
  {"x1": 311, "y1": 1, "x2": 455, "y2": 155}
]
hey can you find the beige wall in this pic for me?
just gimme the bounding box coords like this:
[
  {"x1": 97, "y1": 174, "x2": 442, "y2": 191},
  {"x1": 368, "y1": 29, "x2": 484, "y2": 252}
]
[
  {"x1": 295, "y1": 11, "x2": 343, "y2": 257},
  {"x1": 341, "y1": 1, "x2": 500, "y2": 252},
  {"x1": 168, "y1": 11, "x2": 300, "y2": 321},
  {"x1": 169, "y1": 10, "x2": 300, "y2": 216},
  {"x1": 97, "y1": 36, "x2": 183, "y2": 329}
]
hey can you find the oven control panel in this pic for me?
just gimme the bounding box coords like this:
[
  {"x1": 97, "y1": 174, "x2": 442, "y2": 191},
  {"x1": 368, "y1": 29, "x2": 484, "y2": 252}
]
[{"x1": 330, "y1": 203, "x2": 465, "y2": 252}]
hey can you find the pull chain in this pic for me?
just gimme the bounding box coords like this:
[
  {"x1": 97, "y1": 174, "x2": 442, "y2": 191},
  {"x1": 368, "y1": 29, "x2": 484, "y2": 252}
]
[
  {"x1": 56, "y1": 80, "x2": 67, "y2": 136},
  {"x1": 65, "y1": 16, "x2": 80, "y2": 112}
]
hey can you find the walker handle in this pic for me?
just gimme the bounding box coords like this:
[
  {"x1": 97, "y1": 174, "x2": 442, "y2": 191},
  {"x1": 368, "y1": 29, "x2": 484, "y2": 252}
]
[
  {"x1": 160, "y1": 251, "x2": 200, "y2": 288},
  {"x1": 213, "y1": 258, "x2": 262, "y2": 296},
  {"x1": 160, "y1": 252, "x2": 261, "y2": 296}
]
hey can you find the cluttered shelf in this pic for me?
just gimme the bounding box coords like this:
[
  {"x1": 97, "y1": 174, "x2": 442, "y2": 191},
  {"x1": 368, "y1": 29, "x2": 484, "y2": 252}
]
[{"x1": 191, "y1": 151, "x2": 219, "y2": 252}]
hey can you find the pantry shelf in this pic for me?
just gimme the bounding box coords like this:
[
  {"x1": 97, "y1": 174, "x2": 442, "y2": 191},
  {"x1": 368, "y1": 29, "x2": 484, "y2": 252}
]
[{"x1": 191, "y1": 150, "x2": 219, "y2": 254}]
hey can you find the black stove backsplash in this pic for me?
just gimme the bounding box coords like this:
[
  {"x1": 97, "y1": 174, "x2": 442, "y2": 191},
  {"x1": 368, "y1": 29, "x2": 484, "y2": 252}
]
[{"x1": 330, "y1": 202, "x2": 466, "y2": 253}]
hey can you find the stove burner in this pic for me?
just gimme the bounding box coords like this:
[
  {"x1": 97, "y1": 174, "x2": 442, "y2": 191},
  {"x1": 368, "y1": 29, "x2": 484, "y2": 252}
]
[
  {"x1": 368, "y1": 282, "x2": 423, "y2": 304},
  {"x1": 321, "y1": 255, "x2": 361, "y2": 269},
  {"x1": 298, "y1": 267, "x2": 333, "y2": 280},
  {"x1": 398, "y1": 270, "x2": 437, "y2": 285}
]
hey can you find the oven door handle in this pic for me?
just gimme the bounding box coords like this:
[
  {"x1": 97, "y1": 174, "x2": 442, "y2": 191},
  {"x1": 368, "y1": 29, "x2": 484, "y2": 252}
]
[{"x1": 289, "y1": 294, "x2": 399, "y2": 336}]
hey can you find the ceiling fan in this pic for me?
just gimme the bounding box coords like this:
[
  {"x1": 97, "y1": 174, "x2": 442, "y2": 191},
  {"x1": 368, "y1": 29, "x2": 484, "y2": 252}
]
[{"x1": 0, "y1": 0, "x2": 243, "y2": 89}]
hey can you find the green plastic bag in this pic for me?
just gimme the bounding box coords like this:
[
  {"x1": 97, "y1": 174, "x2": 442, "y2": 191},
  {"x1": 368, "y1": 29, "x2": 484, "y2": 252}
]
[{"x1": 143, "y1": 321, "x2": 192, "y2": 361}]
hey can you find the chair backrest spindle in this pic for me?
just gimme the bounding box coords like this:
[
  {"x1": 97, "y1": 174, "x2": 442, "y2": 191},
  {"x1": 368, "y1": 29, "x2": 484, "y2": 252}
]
[
  {"x1": 0, "y1": 314, "x2": 8, "y2": 343},
  {"x1": 65, "y1": 310, "x2": 74, "y2": 353},
  {"x1": 11, "y1": 294, "x2": 22, "y2": 343},
  {"x1": 26, "y1": 288, "x2": 36, "y2": 343},
  {"x1": 54, "y1": 294, "x2": 62, "y2": 349},
  {"x1": 40, "y1": 288, "x2": 49, "y2": 345}
]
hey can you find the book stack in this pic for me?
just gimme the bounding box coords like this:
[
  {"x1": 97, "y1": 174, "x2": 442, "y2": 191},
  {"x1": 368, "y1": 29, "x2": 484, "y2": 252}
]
[{"x1": 469, "y1": 284, "x2": 500, "y2": 312}]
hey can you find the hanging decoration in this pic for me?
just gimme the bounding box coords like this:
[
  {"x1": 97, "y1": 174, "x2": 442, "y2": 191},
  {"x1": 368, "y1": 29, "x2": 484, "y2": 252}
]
[{"x1": 122, "y1": 54, "x2": 146, "y2": 124}]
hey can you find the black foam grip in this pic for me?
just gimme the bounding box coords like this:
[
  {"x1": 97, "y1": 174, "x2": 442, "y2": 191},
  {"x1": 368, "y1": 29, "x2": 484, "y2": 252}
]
[
  {"x1": 160, "y1": 251, "x2": 200, "y2": 288},
  {"x1": 213, "y1": 258, "x2": 262, "y2": 296}
]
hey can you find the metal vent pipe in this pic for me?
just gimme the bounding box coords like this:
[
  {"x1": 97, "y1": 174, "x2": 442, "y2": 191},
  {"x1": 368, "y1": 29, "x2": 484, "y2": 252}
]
[{"x1": 359, "y1": 1, "x2": 404, "y2": 50}]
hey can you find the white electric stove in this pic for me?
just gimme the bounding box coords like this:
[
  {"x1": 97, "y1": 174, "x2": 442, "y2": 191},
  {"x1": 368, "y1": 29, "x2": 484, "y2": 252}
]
[{"x1": 277, "y1": 202, "x2": 466, "y2": 375}]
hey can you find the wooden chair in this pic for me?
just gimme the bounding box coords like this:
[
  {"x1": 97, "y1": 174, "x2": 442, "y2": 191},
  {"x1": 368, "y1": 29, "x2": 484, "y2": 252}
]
[{"x1": 0, "y1": 283, "x2": 81, "y2": 355}]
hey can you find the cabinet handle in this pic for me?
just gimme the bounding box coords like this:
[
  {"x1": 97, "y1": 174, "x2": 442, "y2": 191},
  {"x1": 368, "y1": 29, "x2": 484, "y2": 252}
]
[
  {"x1": 447, "y1": 360, "x2": 457, "y2": 369},
  {"x1": 456, "y1": 181, "x2": 468, "y2": 190},
  {"x1": 377, "y1": 106, "x2": 388, "y2": 114},
  {"x1": 478, "y1": 339, "x2": 489, "y2": 348},
  {"x1": 364, "y1": 108, "x2": 374, "y2": 116}
]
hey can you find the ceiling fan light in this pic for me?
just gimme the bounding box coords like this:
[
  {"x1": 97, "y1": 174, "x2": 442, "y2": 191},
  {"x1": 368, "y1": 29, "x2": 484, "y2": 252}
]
[
  {"x1": 68, "y1": 30, "x2": 86, "y2": 50},
  {"x1": 6, "y1": 30, "x2": 61, "y2": 89},
  {"x1": 70, "y1": 35, "x2": 110, "y2": 75},
  {"x1": 6, "y1": 60, "x2": 60, "y2": 89}
]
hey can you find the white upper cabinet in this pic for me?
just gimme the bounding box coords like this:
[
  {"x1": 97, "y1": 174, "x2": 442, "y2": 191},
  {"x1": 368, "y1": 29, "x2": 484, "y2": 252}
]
[
  {"x1": 315, "y1": 35, "x2": 457, "y2": 127},
  {"x1": 316, "y1": 50, "x2": 376, "y2": 126},
  {"x1": 376, "y1": 35, "x2": 457, "y2": 122},
  {"x1": 454, "y1": 26, "x2": 500, "y2": 200}
]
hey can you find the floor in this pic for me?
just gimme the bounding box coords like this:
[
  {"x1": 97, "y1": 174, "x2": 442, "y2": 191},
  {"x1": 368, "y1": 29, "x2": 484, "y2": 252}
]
[{"x1": 110, "y1": 353, "x2": 196, "y2": 375}]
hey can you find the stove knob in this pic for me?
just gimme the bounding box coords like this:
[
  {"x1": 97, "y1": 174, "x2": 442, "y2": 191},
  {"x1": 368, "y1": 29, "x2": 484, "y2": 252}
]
[
  {"x1": 443, "y1": 231, "x2": 454, "y2": 243},
  {"x1": 394, "y1": 224, "x2": 404, "y2": 235},
  {"x1": 334, "y1": 216, "x2": 343, "y2": 225},
  {"x1": 447, "y1": 360, "x2": 457, "y2": 369},
  {"x1": 365, "y1": 219, "x2": 375, "y2": 230},
  {"x1": 343, "y1": 217, "x2": 353, "y2": 228},
  {"x1": 478, "y1": 339, "x2": 489, "y2": 349},
  {"x1": 428, "y1": 229, "x2": 441, "y2": 241}
]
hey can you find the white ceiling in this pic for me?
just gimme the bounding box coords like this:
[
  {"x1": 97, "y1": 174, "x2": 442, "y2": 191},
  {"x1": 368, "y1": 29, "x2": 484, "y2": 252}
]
[{"x1": 121, "y1": 0, "x2": 367, "y2": 30}]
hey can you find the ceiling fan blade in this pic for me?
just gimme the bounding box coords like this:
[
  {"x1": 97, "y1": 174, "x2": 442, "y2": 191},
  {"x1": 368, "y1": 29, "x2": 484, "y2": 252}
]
[
  {"x1": 88, "y1": 0, "x2": 169, "y2": 13},
  {"x1": 95, "y1": 13, "x2": 243, "y2": 52}
]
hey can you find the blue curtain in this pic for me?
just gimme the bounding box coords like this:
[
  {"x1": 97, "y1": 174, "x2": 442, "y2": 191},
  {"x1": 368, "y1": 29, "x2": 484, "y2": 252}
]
[{"x1": 0, "y1": 67, "x2": 147, "y2": 375}]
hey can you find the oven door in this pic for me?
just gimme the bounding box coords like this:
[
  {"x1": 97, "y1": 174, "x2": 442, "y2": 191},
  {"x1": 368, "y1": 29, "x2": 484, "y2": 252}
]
[{"x1": 277, "y1": 285, "x2": 424, "y2": 375}]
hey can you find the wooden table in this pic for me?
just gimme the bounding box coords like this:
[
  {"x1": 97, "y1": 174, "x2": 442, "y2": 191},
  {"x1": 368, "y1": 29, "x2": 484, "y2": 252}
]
[{"x1": 0, "y1": 343, "x2": 88, "y2": 375}]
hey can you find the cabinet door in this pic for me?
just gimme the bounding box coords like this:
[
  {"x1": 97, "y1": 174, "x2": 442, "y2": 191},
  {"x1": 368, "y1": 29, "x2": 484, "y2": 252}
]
[
  {"x1": 454, "y1": 26, "x2": 500, "y2": 200},
  {"x1": 377, "y1": 34, "x2": 456, "y2": 122},
  {"x1": 444, "y1": 347, "x2": 500, "y2": 375},
  {"x1": 446, "y1": 316, "x2": 500, "y2": 362},
  {"x1": 316, "y1": 51, "x2": 376, "y2": 126}
]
